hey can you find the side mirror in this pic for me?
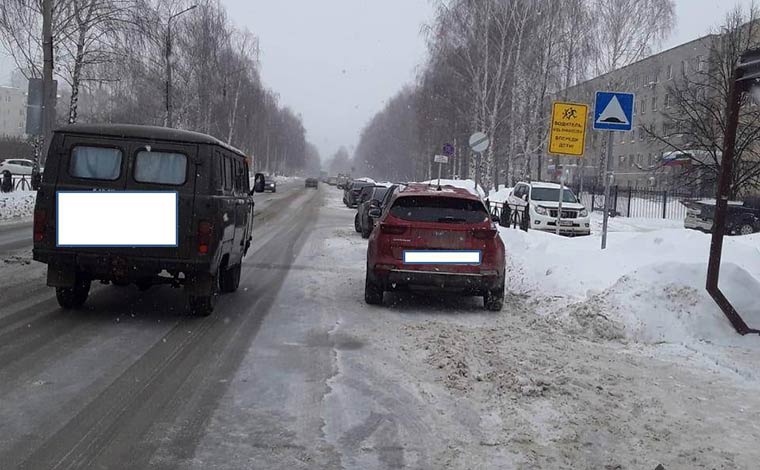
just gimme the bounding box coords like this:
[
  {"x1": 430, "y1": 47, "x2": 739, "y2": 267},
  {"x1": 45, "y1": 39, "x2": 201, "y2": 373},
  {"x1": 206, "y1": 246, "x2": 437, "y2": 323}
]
[
  {"x1": 368, "y1": 208, "x2": 382, "y2": 218},
  {"x1": 253, "y1": 173, "x2": 265, "y2": 193},
  {"x1": 522, "y1": 194, "x2": 528, "y2": 202}
]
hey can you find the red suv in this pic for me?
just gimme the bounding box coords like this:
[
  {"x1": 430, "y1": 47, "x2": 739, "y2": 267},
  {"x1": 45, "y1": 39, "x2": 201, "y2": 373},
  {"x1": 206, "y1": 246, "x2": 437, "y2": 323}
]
[{"x1": 365, "y1": 183, "x2": 506, "y2": 310}]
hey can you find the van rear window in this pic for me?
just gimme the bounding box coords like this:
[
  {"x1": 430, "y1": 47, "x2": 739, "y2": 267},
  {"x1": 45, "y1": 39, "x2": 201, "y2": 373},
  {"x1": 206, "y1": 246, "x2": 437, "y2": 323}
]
[
  {"x1": 70, "y1": 146, "x2": 122, "y2": 180},
  {"x1": 134, "y1": 150, "x2": 187, "y2": 185},
  {"x1": 390, "y1": 196, "x2": 488, "y2": 223}
]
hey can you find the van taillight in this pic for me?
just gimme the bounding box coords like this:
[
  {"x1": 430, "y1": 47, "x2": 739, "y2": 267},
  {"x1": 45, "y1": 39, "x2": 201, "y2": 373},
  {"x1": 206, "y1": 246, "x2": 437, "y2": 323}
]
[
  {"x1": 472, "y1": 228, "x2": 497, "y2": 239},
  {"x1": 380, "y1": 223, "x2": 407, "y2": 235},
  {"x1": 198, "y1": 221, "x2": 213, "y2": 254},
  {"x1": 34, "y1": 209, "x2": 46, "y2": 242}
]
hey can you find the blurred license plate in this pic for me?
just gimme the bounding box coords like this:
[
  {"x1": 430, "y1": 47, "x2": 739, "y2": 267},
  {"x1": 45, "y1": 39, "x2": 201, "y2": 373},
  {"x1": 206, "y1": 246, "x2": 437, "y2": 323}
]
[
  {"x1": 403, "y1": 250, "x2": 481, "y2": 265},
  {"x1": 560, "y1": 220, "x2": 573, "y2": 226}
]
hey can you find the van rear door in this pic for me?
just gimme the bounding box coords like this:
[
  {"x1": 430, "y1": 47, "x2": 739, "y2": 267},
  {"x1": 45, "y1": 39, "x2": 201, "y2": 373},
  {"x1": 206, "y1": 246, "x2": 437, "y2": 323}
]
[{"x1": 55, "y1": 136, "x2": 197, "y2": 260}]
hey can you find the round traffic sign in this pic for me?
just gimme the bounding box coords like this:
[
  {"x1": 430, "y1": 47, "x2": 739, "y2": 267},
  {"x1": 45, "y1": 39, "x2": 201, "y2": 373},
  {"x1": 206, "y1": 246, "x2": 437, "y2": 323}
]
[
  {"x1": 469, "y1": 132, "x2": 489, "y2": 153},
  {"x1": 442, "y1": 143, "x2": 455, "y2": 156}
]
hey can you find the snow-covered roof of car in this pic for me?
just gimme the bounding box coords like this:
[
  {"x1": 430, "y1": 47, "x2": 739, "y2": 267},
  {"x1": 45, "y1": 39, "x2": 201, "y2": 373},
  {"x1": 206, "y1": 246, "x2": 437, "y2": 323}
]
[
  {"x1": 520, "y1": 181, "x2": 573, "y2": 190},
  {"x1": 401, "y1": 183, "x2": 482, "y2": 201}
]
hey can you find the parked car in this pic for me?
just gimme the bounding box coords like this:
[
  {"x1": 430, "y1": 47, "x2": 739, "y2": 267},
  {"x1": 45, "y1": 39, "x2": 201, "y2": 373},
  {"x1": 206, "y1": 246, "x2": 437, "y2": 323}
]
[
  {"x1": 327, "y1": 176, "x2": 338, "y2": 186},
  {"x1": 356, "y1": 185, "x2": 395, "y2": 238},
  {"x1": 305, "y1": 177, "x2": 319, "y2": 188},
  {"x1": 508, "y1": 181, "x2": 591, "y2": 236},
  {"x1": 336, "y1": 174, "x2": 351, "y2": 189},
  {"x1": 0, "y1": 158, "x2": 36, "y2": 175},
  {"x1": 365, "y1": 183, "x2": 505, "y2": 311},
  {"x1": 32, "y1": 123, "x2": 265, "y2": 316},
  {"x1": 263, "y1": 175, "x2": 277, "y2": 192},
  {"x1": 343, "y1": 179, "x2": 375, "y2": 208},
  {"x1": 684, "y1": 199, "x2": 760, "y2": 235}
]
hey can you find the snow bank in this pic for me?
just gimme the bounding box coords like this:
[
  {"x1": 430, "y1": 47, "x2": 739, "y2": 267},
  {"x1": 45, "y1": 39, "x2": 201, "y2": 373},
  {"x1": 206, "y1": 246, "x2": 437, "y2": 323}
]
[
  {"x1": 0, "y1": 190, "x2": 37, "y2": 223},
  {"x1": 501, "y1": 222, "x2": 760, "y2": 346},
  {"x1": 489, "y1": 185, "x2": 512, "y2": 204}
]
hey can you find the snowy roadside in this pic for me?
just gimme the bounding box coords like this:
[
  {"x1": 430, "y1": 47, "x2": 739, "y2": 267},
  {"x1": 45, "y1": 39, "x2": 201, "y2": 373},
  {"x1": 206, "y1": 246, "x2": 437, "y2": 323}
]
[
  {"x1": 313, "y1": 188, "x2": 760, "y2": 468},
  {"x1": 0, "y1": 190, "x2": 36, "y2": 224}
]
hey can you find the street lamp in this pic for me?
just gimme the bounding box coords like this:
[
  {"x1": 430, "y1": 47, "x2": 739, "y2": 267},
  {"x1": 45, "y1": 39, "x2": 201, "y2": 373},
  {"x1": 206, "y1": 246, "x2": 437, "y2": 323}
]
[
  {"x1": 165, "y1": 4, "x2": 197, "y2": 128},
  {"x1": 706, "y1": 48, "x2": 760, "y2": 335}
]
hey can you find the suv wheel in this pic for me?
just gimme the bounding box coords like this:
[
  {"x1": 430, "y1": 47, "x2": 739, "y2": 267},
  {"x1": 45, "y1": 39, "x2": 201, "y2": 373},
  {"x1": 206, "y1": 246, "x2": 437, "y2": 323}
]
[
  {"x1": 483, "y1": 280, "x2": 505, "y2": 311},
  {"x1": 220, "y1": 263, "x2": 241, "y2": 293},
  {"x1": 189, "y1": 271, "x2": 219, "y2": 317},
  {"x1": 56, "y1": 276, "x2": 91, "y2": 309},
  {"x1": 354, "y1": 213, "x2": 361, "y2": 232},
  {"x1": 364, "y1": 273, "x2": 383, "y2": 305},
  {"x1": 739, "y1": 223, "x2": 755, "y2": 236}
]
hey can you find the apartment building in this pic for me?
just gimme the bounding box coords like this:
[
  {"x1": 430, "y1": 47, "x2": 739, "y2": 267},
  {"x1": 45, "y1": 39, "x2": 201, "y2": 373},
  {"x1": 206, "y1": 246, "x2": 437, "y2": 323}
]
[
  {"x1": 552, "y1": 35, "x2": 716, "y2": 188},
  {"x1": 0, "y1": 85, "x2": 27, "y2": 139}
]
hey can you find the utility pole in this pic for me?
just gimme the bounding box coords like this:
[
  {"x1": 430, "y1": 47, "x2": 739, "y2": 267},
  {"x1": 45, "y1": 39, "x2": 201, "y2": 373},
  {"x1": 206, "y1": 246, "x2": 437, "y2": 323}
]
[
  {"x1": 165, "y1": 5, "x2": 197, "y2": 128},
  {"x1": 40, "y1": 0, "x2": 55, "y2": 165}
]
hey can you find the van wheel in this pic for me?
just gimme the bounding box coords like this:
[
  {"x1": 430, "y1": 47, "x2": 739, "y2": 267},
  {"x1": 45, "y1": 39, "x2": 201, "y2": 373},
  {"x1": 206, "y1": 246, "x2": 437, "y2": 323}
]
[
  {"x1": 220, "y1": 263, "x2": 241, "y2": 293},
  {"x1": 739, "y1": 223, "x2": 755, "y2": 236},
  {"x1": 483, "y1": 282, "x2": 504, "y2": 312},
  {"x1": 189, "y1": 273, "x2": 219, "y2": 317},
  {"x1": 365, "y1": 274, "x2": 383, "y2": 305},
  {"x1": 56, "y1": 276, "x2": 91, "y2": 309},
  {"x1": 354, "y1": 213, "x2": 361, "y2": 232}
]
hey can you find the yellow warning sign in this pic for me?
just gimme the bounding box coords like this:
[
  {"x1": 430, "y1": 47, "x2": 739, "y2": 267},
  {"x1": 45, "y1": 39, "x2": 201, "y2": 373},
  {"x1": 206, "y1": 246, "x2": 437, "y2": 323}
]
[{"x1": 548, "y1": 101, "x2": 588, "y2": 157}]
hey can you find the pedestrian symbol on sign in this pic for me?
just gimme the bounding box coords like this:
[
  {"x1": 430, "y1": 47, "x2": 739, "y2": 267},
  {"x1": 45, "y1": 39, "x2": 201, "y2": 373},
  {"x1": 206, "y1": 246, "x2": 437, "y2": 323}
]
[{"x1": 562, "y1": 107, "x2": 578, "y2": 120}]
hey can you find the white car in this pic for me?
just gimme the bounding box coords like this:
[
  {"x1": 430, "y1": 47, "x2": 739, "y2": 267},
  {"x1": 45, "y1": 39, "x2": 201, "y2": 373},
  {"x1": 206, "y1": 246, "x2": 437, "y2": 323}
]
[
  {"x1": 508, "y1": 181, "x2": 591, "y2": 236},
  {"x1": 0, "y1": 158, "x2": 36, "y2": 176}
]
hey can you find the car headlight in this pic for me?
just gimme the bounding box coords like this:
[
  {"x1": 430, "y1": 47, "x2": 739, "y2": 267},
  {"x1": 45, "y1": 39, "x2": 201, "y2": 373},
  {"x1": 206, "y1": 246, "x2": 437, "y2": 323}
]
[
  {"x1": 533, "y1": 205, "x2": 548, "y2": 215},
  {"x1": 579, "y1": 208, "x2": 589, "y2": 217}
]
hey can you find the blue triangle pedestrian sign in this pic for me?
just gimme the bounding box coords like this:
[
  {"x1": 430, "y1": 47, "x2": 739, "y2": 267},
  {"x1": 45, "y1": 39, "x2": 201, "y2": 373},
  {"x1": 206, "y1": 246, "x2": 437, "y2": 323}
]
[{"x1": 593, "y1": 91, "x2": 634, "y2": 131}]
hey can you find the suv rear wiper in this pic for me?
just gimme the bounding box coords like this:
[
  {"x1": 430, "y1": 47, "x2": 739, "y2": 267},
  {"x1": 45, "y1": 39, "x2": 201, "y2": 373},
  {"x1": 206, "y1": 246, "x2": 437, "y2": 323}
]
[{"x1": 437, "y1": 216, "x2": 467, "y2": 223}]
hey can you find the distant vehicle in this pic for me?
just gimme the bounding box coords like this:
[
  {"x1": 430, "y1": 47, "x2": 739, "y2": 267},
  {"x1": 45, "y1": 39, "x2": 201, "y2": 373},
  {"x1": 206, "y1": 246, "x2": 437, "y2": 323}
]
[
  {"x1": 327, "y1": 176, "x2": 338, "y2": 186},
  {"x1": 32, "y1": 124, "x2": 265, "y2": 316},
  {"x1": 508, "y1": 181, "x2": 591, "y2": 236},
  {"x1": 356, "y1": 185, "x2": 395, "y2": 238},
  {"x1": 305, "y1": 177, "x2": 319, "y2": 188},
  {"x1": 336, "y1": 174, "x2": 351, "y2": 189},
  {"x1": 354, "y1": 185, "x2": 379, "y2": 232},
  {"x1": 343, "y1": 180, "x2": 374, "y2": 208},
  {"x1": 365, "y1": 183, "x2": 505, "y2": 311},
  {"x1": 0, "y1": 158, "x2": 36, "y2": 175},
  {"x1": 684, "y1": 199, "x2": 760, "y2": 235},
  {"x1": 263, "y1": 175, "x2": 277, "y2": 192}
]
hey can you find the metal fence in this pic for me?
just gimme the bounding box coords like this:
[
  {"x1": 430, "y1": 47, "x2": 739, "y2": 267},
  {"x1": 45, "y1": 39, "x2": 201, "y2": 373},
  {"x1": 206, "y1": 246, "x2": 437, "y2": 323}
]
[{"x1": 575, "y1": 185, "x2": 707, "y2": 220}]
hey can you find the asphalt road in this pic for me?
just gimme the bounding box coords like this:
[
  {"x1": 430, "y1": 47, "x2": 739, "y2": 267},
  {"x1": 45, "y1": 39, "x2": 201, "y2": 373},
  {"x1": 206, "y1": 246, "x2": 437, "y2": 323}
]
[{"x1": 0, "y1": 179, "x2": 326, "y2": 469}]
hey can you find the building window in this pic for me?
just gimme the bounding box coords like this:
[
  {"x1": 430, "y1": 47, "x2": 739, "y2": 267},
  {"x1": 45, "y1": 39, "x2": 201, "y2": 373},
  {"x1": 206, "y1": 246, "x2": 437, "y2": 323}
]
[
  {"x1": 664, "y1": 93, "x2": 671, "y2": 108},
  {"x1": 652, "y1": 67, "x2": 659, "y2": 83},
  {"x1": 651, "y1": 95, "x2": 657, "y2": 112},
  {"x1": 667, "y1": 64, "x2": 673, "y2": 80},
  {"x1": 641, "y1": 99, "x2": 647, "y2": 115},
  {"x1": 682, "y1": 60, "x2": 688, "y2": 75}
]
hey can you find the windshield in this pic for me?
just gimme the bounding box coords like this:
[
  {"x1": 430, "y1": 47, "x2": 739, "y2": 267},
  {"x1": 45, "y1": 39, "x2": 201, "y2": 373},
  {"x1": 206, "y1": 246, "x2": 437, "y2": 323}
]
[
  {"x1": 390, "y1": 196, "x2": 488, "y2": 223},
  {"x1": 531, "y1": 187, "x2": 579, "y2": 203}
]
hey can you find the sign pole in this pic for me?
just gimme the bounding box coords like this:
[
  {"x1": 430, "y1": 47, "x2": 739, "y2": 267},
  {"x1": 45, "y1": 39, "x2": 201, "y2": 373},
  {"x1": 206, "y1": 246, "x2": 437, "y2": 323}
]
[
  {"x1": 557, "y1": 169, "x2": 565, "y2": 236},
  {"x1": 437, "y1": 161, "x2": 442, "y2": 188},
  {"x1": 601, "y1": 131, "x2": 614, "y2": 249}
]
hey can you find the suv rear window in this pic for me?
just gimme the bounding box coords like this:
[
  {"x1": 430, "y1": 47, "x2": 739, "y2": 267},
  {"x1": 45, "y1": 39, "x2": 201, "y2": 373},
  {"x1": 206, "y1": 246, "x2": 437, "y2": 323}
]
[
  {"x1": 390, "y1": 196, "x2": 488, "y2": 223},
  {"x1": 134, "y1": 150, "x2": 187, "y2": 185},
  {"x1": 70, "y1": 146, "x2": 122, "y2": 180}
]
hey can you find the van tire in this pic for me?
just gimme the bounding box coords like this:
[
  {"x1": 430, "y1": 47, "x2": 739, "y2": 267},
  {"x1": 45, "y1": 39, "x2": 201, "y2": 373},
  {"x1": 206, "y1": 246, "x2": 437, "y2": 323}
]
[
  {"x1": 220, "y1": 263, "x2": 241, "y2": 293},
  {"x1": 189, "y1": 272, "x2": 219, "y2": 316},
  {"x1": 354, "y1": 213, "x2": 361, "y2": 232},
  {"x1": 56, "y1": 277, "x2": 91, "y2": 309}
]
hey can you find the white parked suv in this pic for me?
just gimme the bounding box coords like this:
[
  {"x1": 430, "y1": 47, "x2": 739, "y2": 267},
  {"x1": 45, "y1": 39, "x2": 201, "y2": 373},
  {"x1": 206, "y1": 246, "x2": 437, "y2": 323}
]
[
  {"x1": 508, "y1": 181, "x2": 591, "y2": 236},
  {"x1": 0, "y1": 158, "x2": 36, "y2": 175}
]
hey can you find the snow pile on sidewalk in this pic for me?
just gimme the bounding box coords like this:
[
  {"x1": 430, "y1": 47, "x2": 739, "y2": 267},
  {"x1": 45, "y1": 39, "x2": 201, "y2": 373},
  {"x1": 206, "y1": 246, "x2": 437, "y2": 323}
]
[
  {"x1": 501, "y1": 224, "x2": 760, "y2": 346},
  {"x1": 0, "y1": 191, "x2": 37, "y2": 223},
  {"x1": 488, "y1": 185, "x2": 512, "y2": 203}
]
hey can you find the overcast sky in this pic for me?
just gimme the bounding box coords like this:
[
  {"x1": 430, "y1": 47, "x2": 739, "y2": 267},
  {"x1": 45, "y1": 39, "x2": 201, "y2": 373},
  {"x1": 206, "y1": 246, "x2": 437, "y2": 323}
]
[{"x1": 0, "y1": 0, "x2": 756, "y2": 161}]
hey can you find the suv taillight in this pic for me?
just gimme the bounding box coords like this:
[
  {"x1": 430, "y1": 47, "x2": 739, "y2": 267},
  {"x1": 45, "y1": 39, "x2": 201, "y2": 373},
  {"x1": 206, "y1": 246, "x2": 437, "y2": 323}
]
[
  {"x1": 472, "y1": 228, "x2": 497, "y2": 239},
  {"x1": 380, "y1": 223, "x2": 407, "y2": 235},
  {"x1": 33, "y1": 209, "x2": 46, "y2": 242},
  {"x1": 198, "y1": 221, "x2": 213, "y2": 254}
]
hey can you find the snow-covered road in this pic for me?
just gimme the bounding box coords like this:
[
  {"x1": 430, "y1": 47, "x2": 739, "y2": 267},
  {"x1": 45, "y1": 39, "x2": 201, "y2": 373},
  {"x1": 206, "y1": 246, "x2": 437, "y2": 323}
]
[{"x1": 1, "y1": 183, "x2": 759, "y2": 469}]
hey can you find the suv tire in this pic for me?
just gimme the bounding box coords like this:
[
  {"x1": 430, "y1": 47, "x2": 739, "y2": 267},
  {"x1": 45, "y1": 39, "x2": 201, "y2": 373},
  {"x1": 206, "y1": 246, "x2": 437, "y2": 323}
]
[
  {"x1": 354, "y1": 213, "x2": 362, "y2": 232},
  {"x1": 56, "y1": 276, "x2": 91, "y2": 309},
  {"x1": 364, "y1": 274, "x2": 383, "y2": 305},
  {"x1": 483, "y1": 280, "x2": 505, "y2": 311},
  {"x1": 739, "y1": 223, "x2": 755, "y2": 236},
  {"x1": 220, "y1": 263, "x2": 241, "y2": 293}
]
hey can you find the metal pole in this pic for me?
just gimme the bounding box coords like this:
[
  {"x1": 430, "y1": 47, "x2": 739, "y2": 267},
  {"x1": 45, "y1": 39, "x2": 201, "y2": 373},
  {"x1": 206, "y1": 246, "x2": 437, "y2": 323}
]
[
  {"x1": 437, "y1": 162, "x2": 442, "y2": 188},
  {"x1": 601, "y1": 131, "x2": 614, "y2": 249},
  {"x1": 556, "y1": 169, "x2": 565, "y2": 236},
  {"x1": 706, "y1": 70, "x2": 758, "y2": 335},
  {"x1": 165, "y1": 23, "x2": 173, "y2": 127}
]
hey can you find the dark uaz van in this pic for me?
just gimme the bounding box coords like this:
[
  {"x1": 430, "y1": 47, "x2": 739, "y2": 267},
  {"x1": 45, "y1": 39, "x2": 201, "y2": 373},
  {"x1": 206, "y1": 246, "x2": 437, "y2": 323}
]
[{"x1": 32, "y1": 124, "x2": 266, "y2": 316}]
